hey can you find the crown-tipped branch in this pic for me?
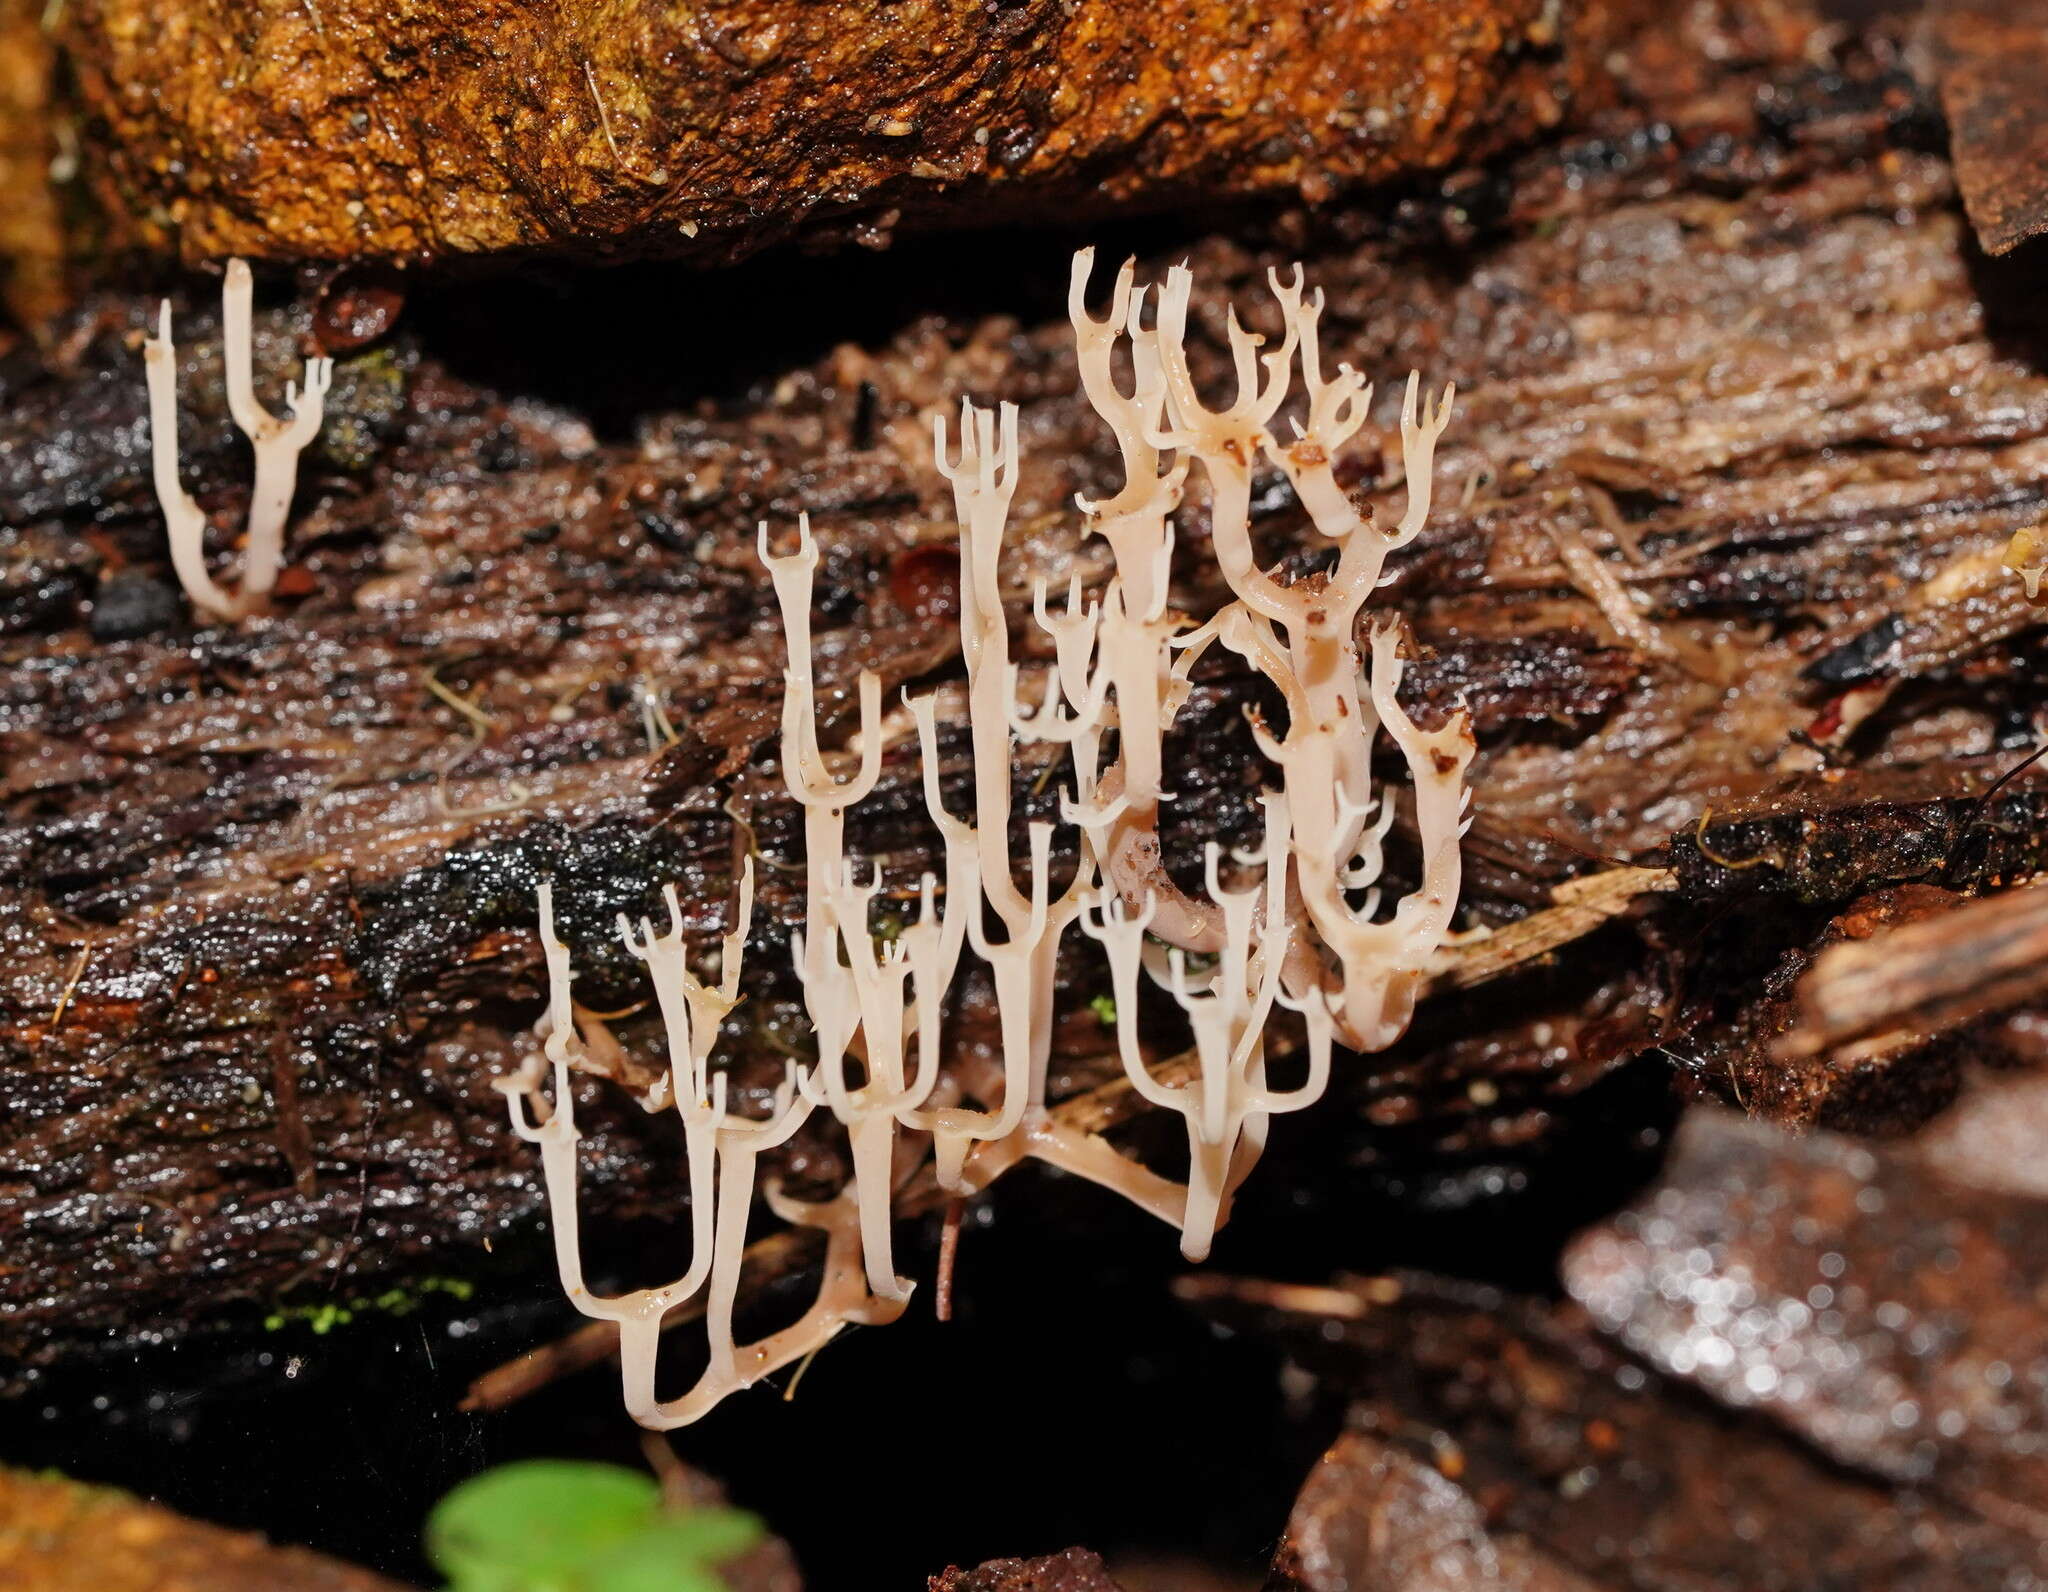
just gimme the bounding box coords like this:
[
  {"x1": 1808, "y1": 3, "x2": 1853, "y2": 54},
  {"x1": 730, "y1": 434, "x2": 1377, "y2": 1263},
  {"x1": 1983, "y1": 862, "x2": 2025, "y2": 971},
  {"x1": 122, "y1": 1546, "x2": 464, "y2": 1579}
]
[{"x1": 142, "y1": 260, "x2": 333, "y2": 622}]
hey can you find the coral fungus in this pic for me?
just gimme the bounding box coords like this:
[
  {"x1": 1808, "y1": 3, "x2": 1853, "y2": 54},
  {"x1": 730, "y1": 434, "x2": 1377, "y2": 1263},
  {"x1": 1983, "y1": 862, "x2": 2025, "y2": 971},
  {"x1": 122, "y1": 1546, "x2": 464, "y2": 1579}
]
[
  {"x1": 502, "y1": 248, "x2": 1470, "y2": 1427},
  {"x1": 143, "y1": 259, "x2": 333, "y2": 621}
]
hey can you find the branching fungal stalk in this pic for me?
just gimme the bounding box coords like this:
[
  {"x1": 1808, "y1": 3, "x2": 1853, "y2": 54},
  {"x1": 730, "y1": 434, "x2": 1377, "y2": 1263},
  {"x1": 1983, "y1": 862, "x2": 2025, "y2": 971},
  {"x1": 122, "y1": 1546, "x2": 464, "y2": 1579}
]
[
  {"x1": 502, "y1": 864, "x2": 908, "y2": 1430},
  {"x1": 1080, "y1": 794, "x2": 1328, "y2": 1260},
  {"x1": 758, "y1": 512, "x2": 919, "y2": 1301},
  {"x1": 896, "y1": 401, "x2": 1098, "y2": 1190},
  {"x1": 143, "y1": 259, "x2": 333, "y2": 621},
  {"x1": 507, "y1": 246, "x2": 1471, "y2": 1428}
]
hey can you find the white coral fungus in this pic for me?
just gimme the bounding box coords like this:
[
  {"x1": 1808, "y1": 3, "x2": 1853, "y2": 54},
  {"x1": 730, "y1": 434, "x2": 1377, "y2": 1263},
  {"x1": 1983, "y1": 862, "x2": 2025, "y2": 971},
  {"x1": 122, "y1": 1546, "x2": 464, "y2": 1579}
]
[
  {"x1": 143, "y1": 259, "x2": 333, "y2": 621},
  {"x1": 503, "y1": 249, "x2": 1471, "y2": 1427}
]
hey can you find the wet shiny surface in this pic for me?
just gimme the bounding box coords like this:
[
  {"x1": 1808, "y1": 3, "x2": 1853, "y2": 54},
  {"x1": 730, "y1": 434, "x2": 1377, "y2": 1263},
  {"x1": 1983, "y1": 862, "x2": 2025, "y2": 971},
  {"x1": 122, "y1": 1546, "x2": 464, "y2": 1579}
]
[{"x1": 1568, "y1": 1109, "x2": 2048, "y2": 1519}]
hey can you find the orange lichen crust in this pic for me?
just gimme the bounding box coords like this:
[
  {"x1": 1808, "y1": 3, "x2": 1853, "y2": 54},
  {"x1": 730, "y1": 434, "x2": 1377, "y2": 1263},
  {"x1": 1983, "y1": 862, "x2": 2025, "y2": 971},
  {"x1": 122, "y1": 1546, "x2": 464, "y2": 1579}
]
[
  {"x1": 0, "y1": 1467, "x2": 405, "y2": 1592},
  {"x1": 57, "y1": 0, "x2": 1648, "y2": 266}
]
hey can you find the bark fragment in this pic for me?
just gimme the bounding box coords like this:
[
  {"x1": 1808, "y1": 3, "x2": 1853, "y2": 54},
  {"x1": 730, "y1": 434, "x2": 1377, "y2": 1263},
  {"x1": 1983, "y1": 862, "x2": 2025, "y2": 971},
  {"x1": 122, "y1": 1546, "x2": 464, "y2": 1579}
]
[
  {"x1": 1565, "y1": 1109, "x2": 2048, "y2": 1518},
  {"x1": 1779, "y1": 880, "x2": 2048, "y2": 1064},
  {"x1": 1928, "y1": 0, "x2": 2048, "y2": 256},
  {"x1": 1273, "y1": 1431, "x2": 1600, "y2": 1592},
  {"x1": 929, "y1": 1549, "x2": 1124, "y2": 1592},
  {"x1": 1199, "y1": 1231, "x2": 2048, "y2": 1590}
]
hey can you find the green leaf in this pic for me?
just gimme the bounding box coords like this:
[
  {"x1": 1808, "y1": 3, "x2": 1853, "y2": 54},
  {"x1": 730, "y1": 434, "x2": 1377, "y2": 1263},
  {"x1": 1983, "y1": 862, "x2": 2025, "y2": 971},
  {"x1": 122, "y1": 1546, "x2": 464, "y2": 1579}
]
[
  {"x1": 427, "y1": 1462, "x2": 766, "y2": 1592},
  {"x1": 581, "y1": 1512, "x2": 764, "y2": 1592},
  {"x1": 428, "y1": 1461, "x2": 661, "y2": 1591}
]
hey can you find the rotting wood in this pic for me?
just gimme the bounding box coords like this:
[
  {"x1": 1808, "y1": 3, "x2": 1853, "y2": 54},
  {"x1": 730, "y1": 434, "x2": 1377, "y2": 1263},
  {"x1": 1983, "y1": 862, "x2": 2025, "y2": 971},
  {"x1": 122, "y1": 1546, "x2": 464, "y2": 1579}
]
[{"x1": 6, "y1": 6, "x2": 2048, "y2": 1371}]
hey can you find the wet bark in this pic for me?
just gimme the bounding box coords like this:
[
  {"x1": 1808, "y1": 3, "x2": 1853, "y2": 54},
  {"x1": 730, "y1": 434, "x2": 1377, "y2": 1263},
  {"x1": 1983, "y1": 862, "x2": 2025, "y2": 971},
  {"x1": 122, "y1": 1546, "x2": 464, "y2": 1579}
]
[{"x1": 3, "y1": 1, "x2": 2047, "y2": 1378}]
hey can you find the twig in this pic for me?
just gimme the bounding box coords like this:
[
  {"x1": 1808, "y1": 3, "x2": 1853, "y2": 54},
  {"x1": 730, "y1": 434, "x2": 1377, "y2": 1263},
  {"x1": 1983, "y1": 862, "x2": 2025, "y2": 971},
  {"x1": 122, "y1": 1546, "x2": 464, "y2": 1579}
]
[
  {"x1": 780, "y1": 1340, "x2": 827, "y2": 1401},
  {"x1": 1544, "y1": 520, "x2": 1672, "y2": 659},
  {"x1": 421, "y1": 665, "x2": 495, "y2": 739},
  {"x1": 44, "y1": 943, "x2": 93, "y2": 1044},
  {"x1": 1427, "y1": 865, "x2": 1675, "y2": 991},
  {"x1": 585, "y1": 61, "x2": 623, "y2": 166}
]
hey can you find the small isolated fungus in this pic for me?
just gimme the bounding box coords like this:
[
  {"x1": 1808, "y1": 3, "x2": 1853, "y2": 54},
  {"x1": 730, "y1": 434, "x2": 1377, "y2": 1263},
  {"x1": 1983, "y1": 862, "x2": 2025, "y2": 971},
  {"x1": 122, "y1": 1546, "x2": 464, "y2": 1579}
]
[
  {"x1": 504, "y1": 247, "x2": 1471, "y2": 1427},
  {"x1": 143, "y1": 259, "x2": 334, "y2": 621}
]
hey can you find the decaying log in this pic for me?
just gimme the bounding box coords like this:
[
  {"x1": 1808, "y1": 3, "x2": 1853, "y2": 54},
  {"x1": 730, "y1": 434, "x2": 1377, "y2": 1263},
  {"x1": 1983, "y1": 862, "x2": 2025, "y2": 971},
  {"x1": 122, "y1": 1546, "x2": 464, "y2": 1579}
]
[{"x1": 4, "y1": 2, "x2": 2048, "y2": 1376}]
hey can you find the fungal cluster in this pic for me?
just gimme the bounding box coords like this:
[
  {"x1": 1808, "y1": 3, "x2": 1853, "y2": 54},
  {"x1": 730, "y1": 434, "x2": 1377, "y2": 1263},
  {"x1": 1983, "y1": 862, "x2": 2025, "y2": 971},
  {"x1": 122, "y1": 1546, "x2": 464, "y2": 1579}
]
[{"x1": 504, "y1": 249, "x2": 1471, "y2": 1428}]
